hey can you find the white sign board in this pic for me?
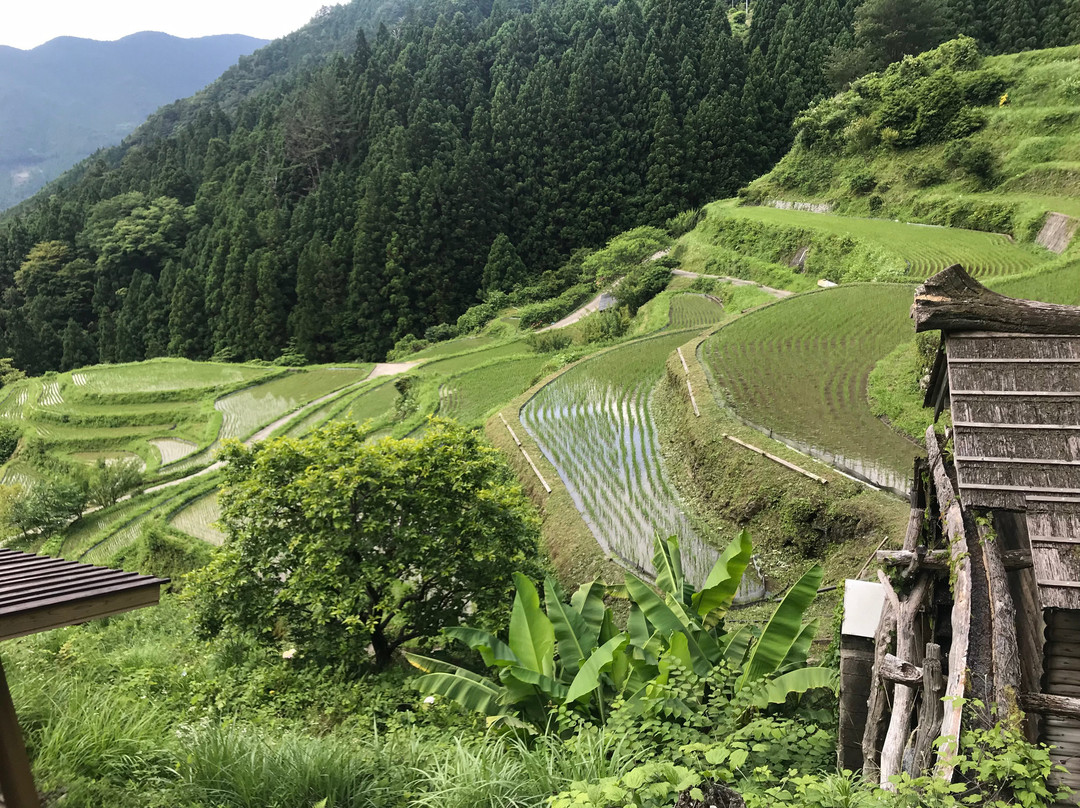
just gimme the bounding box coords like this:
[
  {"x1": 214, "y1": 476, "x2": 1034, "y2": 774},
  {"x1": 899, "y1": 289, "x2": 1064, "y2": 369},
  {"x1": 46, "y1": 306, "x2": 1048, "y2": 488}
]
[{"x1": 842, "y1": 579, "x2": 885, "y2": 639}]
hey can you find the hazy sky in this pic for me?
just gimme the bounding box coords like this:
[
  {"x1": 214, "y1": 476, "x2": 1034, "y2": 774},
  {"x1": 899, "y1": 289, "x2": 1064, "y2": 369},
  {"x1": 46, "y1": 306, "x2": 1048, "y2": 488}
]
[{"x1": 0, "y1": 1, "x2": 339, "y2": 50}]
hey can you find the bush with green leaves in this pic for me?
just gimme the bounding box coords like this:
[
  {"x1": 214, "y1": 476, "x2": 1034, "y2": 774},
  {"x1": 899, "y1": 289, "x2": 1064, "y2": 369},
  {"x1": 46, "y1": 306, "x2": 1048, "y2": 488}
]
[
  {"x1": 580, "y1": 309, "x2": 631, "y2": 344},
  {"x1": 88, "y1": 457, "x2": 143, "y2": 508},
  {"x1": 616, "y1": 265, "x2": 672, "y2": 316},
  {"x1": 527, "y1": 331, "x2": 573, "y2": 354},
  {"x1": 579, "y1": 226, "x2": 672, "y2": 287},
  {"x1": 407, "y1": 533, "x2": 835, "y2": 731},
  {"x1": 191, "y1": 420, "x2": 542, "y2": 670},
  {"x1": 666, "y1": 209, "x2": 705, "y2": 237},
  {"x1": 0, "y1": 422, "x2": 19, "y2": 463}
]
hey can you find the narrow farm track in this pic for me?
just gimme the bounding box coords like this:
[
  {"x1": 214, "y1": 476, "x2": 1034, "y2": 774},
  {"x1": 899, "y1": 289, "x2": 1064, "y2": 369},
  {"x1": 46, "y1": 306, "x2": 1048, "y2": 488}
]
[
  {"x1": 671, "y1": 269, "x2": 792, "y2": 298},
  {"x1": 521, "y1": 330, "x2": 754, "y2": 590}
]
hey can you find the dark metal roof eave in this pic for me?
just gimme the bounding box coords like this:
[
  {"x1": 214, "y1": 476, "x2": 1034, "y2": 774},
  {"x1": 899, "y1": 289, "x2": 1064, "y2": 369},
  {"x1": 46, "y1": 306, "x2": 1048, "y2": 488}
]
[{"x1": 0, "y1": 548, "x2": 168, "y2": 642}]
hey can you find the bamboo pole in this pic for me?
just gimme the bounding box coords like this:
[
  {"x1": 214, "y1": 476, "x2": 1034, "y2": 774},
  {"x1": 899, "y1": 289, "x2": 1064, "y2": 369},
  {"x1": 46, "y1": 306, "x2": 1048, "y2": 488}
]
[{"x1": 724, "y1": 435, "x2": 828, "y2": 484}]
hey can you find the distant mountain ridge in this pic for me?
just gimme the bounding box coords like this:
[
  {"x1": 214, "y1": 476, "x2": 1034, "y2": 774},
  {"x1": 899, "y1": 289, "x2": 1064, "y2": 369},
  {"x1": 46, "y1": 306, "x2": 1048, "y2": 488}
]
[{"x1": 0, "y1": 31, "x2": 269, "y2": 210}]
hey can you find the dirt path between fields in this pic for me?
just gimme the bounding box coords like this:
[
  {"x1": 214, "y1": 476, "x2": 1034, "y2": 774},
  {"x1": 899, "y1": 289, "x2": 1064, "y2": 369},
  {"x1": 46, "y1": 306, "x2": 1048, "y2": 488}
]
[
  {"x1": 671, "y1": 268, "x2": 792, "y2": 298},
  {"x1": 145, "y1": 362, "x2": 422, "y2": 494}
]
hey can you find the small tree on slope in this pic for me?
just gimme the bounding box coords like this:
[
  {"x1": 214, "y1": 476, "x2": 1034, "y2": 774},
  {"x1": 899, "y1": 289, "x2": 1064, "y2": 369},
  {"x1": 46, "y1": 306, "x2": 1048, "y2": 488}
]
[{"x1": 190, "y1": 420, "x2": 542, "y2": 670}]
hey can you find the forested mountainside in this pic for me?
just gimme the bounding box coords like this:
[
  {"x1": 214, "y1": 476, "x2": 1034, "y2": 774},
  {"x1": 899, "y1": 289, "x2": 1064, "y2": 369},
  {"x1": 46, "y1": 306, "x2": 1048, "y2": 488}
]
[
  {"x1": 2, "y1": 0, "x2": 1074, "y2": 376},
  {"x1": 0, "y1": 0, "x2": 860, "y2": 374},
  {"x1": 0, "y1": 33, "x2": 268, "y2": 212}
]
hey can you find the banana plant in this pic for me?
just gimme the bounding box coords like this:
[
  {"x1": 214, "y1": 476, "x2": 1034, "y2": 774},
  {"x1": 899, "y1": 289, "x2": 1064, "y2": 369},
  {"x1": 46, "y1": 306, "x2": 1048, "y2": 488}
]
[{"x1": 406, "y1": 531, "x2": 836, "y2": 728}]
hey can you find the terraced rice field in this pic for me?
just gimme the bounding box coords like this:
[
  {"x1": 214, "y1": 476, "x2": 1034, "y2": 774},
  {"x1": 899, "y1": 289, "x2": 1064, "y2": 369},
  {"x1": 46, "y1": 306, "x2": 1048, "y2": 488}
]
[
  {"x1": 216, "y1": 367, "x2": 370, "y2": 441},
  {"x1": 408, "y1": 334, "x2": 498, "y2": 360},
  {"x1": 40, "y1": 382, "x2": 63, "y2": 406},
  {"x1": 718, "y1": 206, "x2": 1044, "y2": 279},
  {"x1": 77, "y1": 359, "x2": 273, "y2": 394},
  {"x1": 71, "y1": 451, "x2": 145, "y2": 469},
  {"x1": 521, "y1": 331, "x2": 738, "y2": 588},
  {"x1": 989, "y1": 258, "x2": 1080, "y2": 305},
  {"x1": 438, "y1": 355, "x2": 549, "y2": 425},
  {"x1": 337, "y1": 381, "x2": 400, "y2": 429},
  {"x1": 61, "y1": 500, "x2": 142, "y2": 558},
  {"x1": 149, "y1": 438, "x2": 198, "y2": 464},
  {"x1": 420, "y1": 341, "x2": 530, "y2": 376},
  {"x1": 668, "y1": 294, "x2": 725, "y2": 329},
  {"x1": 169, "y1": 492, "x2": 224, "y2": 545},
  {"x1": 701, "y1": 284, "x2": 918, "y2": 489}
]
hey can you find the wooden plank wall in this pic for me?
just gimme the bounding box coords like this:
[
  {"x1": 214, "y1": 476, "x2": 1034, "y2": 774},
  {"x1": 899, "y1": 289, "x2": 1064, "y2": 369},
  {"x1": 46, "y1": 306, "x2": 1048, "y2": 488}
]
[{"x1": 1043, "y1": 609, "x2": 1080, "y2": 804}]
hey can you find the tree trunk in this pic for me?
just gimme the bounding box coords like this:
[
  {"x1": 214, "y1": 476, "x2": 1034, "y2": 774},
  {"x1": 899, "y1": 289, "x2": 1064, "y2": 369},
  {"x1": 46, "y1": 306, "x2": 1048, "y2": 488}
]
[{"x1": 913, "y1": 264, "x2": 1080, "y2": 335}]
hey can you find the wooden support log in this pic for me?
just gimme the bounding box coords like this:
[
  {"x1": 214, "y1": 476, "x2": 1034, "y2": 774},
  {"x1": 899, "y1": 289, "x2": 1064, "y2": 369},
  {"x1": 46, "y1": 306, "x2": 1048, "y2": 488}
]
[
  {"x1": 912, "y1": 264, "x2": 1080, "y2": 335},
  {"x1": 876, "y1": 549, "x2": 1032, "y2": 572},
  {"x1": 879, "y1": 571, "x2": 933, "y2": 790},
  {"x1": 861, "y1": 590, "x2": 898, "y2": 782},
  {"x1": 908, "y1": 644, "x2": 945, "y2": 777},
  {"x1": 0, "y1": 655, "x2": 39, "y2": 808},
  {"x1": 1018, "y1": 692, "x2": 1080, "y2": 719},
  {"x1": 904, "y1": 507, "x2": 925, "y2": 553},
  {"x1": 926, "y1": 426, "x2": 973, "y2": 783},
  {"x1": 881, "y1": 653, "x2": 923, "y2": 686},
  {"x1": 977, "y1": 516, "x2": 1022, "y2": 720}
]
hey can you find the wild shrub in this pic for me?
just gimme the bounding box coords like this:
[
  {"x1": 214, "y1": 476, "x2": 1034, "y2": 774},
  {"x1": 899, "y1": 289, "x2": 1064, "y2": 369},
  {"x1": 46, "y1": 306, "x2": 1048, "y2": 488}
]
[
  {"x1": 0, "y1": 422, "x2": 20, "y2": 463},
  {"x1": 666, "y1": 208, "x2": 705, "y2": 237},
  {"x1": 526, "y1": 330, "x2": 573, "y2": 354},
  {"x1": 580, "y1": 308, "x2": 631, "y2": 343},
  {"x1": 847, "y1": 170, "x2": 877, "y2": 194}
]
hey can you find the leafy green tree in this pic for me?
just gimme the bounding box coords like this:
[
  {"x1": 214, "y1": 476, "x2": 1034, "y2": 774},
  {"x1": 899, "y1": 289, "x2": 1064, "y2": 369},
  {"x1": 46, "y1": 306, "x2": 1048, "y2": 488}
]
[
  {"x1": 829, "y1": 0, "x2": 947, "y2": 85},
  {"x1": 88, "y1": 458, "x2": 144, "y2": 508},
  {"x1": 192, "y1": 420, "x2": 542, "y2": 670}
]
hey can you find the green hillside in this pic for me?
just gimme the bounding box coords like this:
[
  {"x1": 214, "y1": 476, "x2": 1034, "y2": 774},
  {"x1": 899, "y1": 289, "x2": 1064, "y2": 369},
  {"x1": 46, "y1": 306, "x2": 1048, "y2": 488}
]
[{"x1": 747, "y1": 40, "x2": 1080, "y2": 239}]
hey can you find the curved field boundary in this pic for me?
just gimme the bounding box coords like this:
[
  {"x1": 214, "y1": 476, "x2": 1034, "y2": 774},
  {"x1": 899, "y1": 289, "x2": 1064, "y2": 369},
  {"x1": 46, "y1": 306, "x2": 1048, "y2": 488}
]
[
  {"x1": 697, "y1": 284, "x2": 918, "y2": 496},
  {"x1": 715, "y1": 206, "x2": 1044, "y2": 279},
  {"x1": 169, "y1": 492, "x2": 224, "y2": 545},
  {"x1": 437, "y1": 354, "x2": 550, "y2": 426},
  {"x1": 667, "y1": 293, "x2": 725, "y2": 330},
  {"x1": 520, "y1": 329, "x2": 736, "y2": 589},
  {"x1": 150, "y1": 438, "x2": 198, "y2": 464}
]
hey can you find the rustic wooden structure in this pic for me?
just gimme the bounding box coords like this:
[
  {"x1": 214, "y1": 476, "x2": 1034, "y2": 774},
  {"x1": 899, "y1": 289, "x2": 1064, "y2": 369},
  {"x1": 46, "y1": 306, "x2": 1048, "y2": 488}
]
[
  {"x1": 0, "y1": 548, "x2": 166, "y2": 807},
  {"x1": 841, "y1": 265, "x2": 1080, "y2": 801}
]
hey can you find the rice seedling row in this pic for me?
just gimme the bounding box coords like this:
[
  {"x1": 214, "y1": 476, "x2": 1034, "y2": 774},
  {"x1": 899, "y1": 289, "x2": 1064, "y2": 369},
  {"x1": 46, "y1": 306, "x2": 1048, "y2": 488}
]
[
  {"x1": 40, "y1": 382, "x2": 63, "y2": 406},
  {"x1": 667, "y1": 294, "x2": 725, "y2": 330},
  {"x1": 437, "y1": 355, "x2": 549, "y2": 425},
  {"x1": 76, "y1": 359, "x2": 273, "y2": 394},
  {"x1": 701, "y1": 284, "x2": 918, "y2": 484},
  {"x1": 520, "y1": 331, "x2": 722, "y2": 586},
  {"x1": 149, "y1": 438, "x2": 199, "y2": 464},
  {"x1": 169, "y1": 492, "x2": 224, "y2": 545},
  {"x1": 718, "y1": 206, "x2": 1044, "y2": 278},
  {"x1": 71, "y1": 372, "x2": 87, "y2": 386}
]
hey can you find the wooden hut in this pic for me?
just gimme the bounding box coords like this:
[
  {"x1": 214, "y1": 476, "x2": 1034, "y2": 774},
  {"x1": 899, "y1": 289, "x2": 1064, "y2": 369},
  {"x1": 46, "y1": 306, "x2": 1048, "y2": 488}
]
[
  {"x1": 842, "y1": 265, "x2": 1080, "y2": 800},
  {"x1": 0, "y1": 548, "x2": 166, "y2": 807}
]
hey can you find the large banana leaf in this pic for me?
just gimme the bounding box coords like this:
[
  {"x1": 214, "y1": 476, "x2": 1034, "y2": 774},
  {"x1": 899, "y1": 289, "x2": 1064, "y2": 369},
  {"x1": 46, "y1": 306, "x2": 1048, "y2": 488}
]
[
  {"x1": 500, "y1": 665, "x2": 569, "y2": 703},
  {"x1": 749, "y1": 666, "x2": 837, "y2": 708},
  {"x1": 721, "y1": 625, "x2": 754, "y2": 666},
  {"x1": 693, "y1": 529, "x2": 753, "y2": 624},
  {"x1": 566, "y1": 633, "x2": 630, "y2": 702},
  {"x1": 628, "y1": 603, "x2": 652, "y2": 649},
  {"x1": 625, "y1": 574, "x2": 711, "y2": 675},
  {"x1": 740, "y1": 565, "x2": 823, "y2": 687},
  {"x1": 545, "y1": 577, "x2": 593, "y2": 676},
  {"x1": 570, "y1": 581, "x2": 607, "y2": 643},
  {"x1": 445, "y1": 627, "x2": 517, "y2": 668},
  {"x1": 509, "y1": 573, "x2": 555, "y2": 677},
  {"x1": 652, "y1": 536, "x2": 693, "y2": 606},
  {"x1": 779, "y1": 619, "x2": 818, "y2": 673},
  {"x1": 405, "y1": 652, "x2": 505, "y2": 716}
]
